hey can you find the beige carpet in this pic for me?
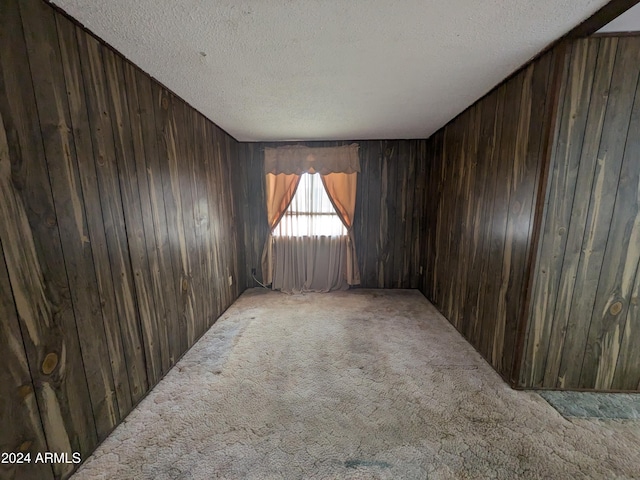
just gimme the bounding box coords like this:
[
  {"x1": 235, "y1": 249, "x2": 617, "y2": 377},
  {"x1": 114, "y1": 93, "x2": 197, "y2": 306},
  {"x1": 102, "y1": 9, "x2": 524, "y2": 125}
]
[{"x1": 72, "y1": 289, "x2": 640, "y2": 479}]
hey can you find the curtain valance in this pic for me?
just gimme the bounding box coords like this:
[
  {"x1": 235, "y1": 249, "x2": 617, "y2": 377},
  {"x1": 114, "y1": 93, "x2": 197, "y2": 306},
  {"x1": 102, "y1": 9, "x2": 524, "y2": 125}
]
[{"x1": 264, "y1": 144, "x2": 360, "y2": 175}]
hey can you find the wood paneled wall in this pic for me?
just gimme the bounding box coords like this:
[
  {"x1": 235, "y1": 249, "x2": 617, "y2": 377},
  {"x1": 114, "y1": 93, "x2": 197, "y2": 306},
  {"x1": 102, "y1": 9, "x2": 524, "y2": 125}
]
[
  {"x1": 238, "y1": 140, "x2": 429, "y2": 290},
  {"x1": 521, "y1": 36, "x2": 640, "y2": 391},
  {"x1": 0, "y1": 0, "x2": 243, "y2": 477},
  {"x1": 419, "y1": 49, "x2": 563, "y2": 382}
]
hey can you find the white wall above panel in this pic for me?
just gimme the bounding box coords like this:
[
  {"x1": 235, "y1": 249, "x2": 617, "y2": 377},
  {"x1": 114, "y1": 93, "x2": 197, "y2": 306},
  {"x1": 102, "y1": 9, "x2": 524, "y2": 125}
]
[{"x1": 597, "y1": 3, "x2": 640, "y2": 34}]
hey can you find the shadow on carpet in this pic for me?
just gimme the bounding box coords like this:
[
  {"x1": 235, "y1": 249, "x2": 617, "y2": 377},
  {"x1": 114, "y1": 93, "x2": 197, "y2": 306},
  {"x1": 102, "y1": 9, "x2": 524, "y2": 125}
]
[{"x1": 538, "y1": 391, "x2": 640, "y2": 419}]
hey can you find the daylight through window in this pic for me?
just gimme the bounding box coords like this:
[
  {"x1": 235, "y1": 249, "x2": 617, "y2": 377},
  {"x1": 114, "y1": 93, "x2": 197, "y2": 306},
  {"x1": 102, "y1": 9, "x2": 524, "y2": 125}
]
[{"x1": 273, "y1": 173, "x2": 347, "y2": 237}]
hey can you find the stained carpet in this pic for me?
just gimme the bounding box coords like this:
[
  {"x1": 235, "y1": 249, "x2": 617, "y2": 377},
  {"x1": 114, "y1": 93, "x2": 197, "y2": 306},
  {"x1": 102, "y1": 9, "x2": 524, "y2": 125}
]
[
  {"x1": 72, "y1": 289, "x2": 640, "y2": 479},
  {"x1": 539, "y1": 391, "x2": 640, "y2": 419}
]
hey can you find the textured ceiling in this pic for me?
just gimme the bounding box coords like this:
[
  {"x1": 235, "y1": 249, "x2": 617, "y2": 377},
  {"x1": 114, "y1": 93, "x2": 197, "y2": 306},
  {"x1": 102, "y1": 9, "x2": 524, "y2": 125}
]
[{"x1": 51, "y1": 0, "x2": 611, "y2": 141}]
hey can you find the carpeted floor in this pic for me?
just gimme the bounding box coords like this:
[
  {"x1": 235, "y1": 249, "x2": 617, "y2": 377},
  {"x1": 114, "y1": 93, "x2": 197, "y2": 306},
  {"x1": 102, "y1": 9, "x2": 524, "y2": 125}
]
[{"x1": 72, "y1": 289, "x2": 640, "y2": 479}]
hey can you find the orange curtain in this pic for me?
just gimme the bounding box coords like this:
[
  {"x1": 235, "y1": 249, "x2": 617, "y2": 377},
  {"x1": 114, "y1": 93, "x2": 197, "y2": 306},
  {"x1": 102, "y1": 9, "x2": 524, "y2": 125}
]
[
  {"x1": 265, "y1": 173, "x2": 301, "y2": 229},
  {"x1": 321, "y1": 173, "x2": 360, "y2": 284},
  {"x1": 261, "y1": 144, "x2": 361, "y2": 288},
  {"x1": 261, "y1": 173, "x2": 301, "y2": 285}
]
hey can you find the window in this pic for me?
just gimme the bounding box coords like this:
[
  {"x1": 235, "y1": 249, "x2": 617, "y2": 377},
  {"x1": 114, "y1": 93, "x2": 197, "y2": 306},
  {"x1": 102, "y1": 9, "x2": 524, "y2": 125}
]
[{"x1": 273, "y1": 173, "x2": 347, "y2": 237}]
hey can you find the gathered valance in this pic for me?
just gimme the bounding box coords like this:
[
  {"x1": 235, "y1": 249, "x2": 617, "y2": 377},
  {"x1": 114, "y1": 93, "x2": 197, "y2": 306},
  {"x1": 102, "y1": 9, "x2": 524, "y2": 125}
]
[{"x1": 264, "y1": 143, "x2": 360, "y2": 175}]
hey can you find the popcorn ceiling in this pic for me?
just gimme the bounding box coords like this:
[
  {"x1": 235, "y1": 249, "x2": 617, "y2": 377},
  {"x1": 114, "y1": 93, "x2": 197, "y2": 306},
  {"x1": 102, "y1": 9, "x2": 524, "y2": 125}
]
[{"x1": 52, "y1": 0, "x2": 609, "y2": 141}]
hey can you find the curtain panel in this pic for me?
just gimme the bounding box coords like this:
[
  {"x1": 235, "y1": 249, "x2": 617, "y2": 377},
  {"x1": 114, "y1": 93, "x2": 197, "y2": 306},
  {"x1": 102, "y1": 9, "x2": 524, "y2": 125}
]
[
  {"x1": 272, "y1": 236, "x2": 349, "y2": 293},
  {"x1": 260, "y1": 144, "x2": 361, "y2": 291}
]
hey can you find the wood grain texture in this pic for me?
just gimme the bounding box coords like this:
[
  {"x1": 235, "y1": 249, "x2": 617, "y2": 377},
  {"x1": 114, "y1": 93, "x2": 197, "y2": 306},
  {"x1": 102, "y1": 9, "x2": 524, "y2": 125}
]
[
  {"x1": 0, "y1": 0, "x2": 246, "y2": 475},
  {"x1": 19, "y1": 0, "x2": 119, "y2": 440},
  {"x1": 132, "y1": 69, "x2": 178, "y2": 375},
  {"x1": 79, "y1": 35, "x2": 149, "y2": 406},
  {"x1": 521, "y1": 37, "x2": 640, "y2": 391},
  {"x1": 152, "y1": 87, "x2": 190, "y2": 360},
  {"x1": 0, "y1": 152, "x2": 53, "y2": 480},
  {"x1": 419, "y1": 51, "x2": 558, "y2": 382},
  {"x1": 0, "y1": 1, "x2": 98, "y2": 474},
  {"x1": 58, "y1": 17, "x2": 134, "y2": 422}
]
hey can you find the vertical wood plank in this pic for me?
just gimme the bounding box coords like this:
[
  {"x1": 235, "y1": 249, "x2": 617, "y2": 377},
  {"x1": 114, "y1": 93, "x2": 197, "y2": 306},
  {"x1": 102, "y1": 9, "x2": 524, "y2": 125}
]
[
  {"x1": 612, "y1": 255, "x2": 640, "y2": 390},
  {"x1": 76, "y1": 32, "x2": 148, "y2": 404},
  {"x1": 173, "y1": 100, "x2": 199, "y2": 347},
  {"x1": 0, "y1": 153, "x2": 54, "y2": 480},
  {"x1": 19, "y1": 0, "x2": 119, "y2": 439},
  {"x1": 476, "y1": 84, "x2": 507, "y2": 363},
  {"x1": 501, "y1": 59, "x2": 539, "y2": 376},
  {"x1": 513, "y1": 45, "x2": 568, "y2": 385},
  {"x1": 537, "y1": 39, "x2": 607, "y2": 387},
  {"x1": 403, "y1": 141, "x2": 417, "y2": 288},
  {"x1": 391, "y1": 141, "x2": 406, "y2": 288},
  {"x1": 224, "y1": 132, "x2": 240, "y2": 306},
  {"x1": 368, "y1": 142, "x2": 383, "y2": 288},
  {"x1": 380, "y1": 142, "x2": 395, "y2": 288},
  {"x1": 0, "y1": 0, "x2": 97, "y2": 470},
  {"x1": 208, "y1": 125, "x2": 227, "y2": 318},
  {"x1": 194, "y1": 112, "x2": 212, "y2": 332},
  {"x1": 57, "y1": 18, "x2": 133, "y2": 418},
  {"x1": 581, "y1": 42, "x2": 640, "y2": 389},
  {"x1": 411, "y1": 140, "x2": 427, "y2": 290},
  {"x1": 489, "y1": 72, "x2": 522, "y2": 370},
  {"x1": 134, "y1": 68, "x2": 177, "y2": 373},
  {"x1": 557, "y1": 37, "x2": 639, "y2": 389},
  {"x1": 463, "y1": 94, "x2": 497, "y2": 344},
  {"x1": 453, "y1": 106, "x2": 477, "y2": 330},
  {"x1": 518, "y1": 47, "x2": 566, "y2": 386},
  {"x1": 521, "y1": 37, "x2": 640, "y2": 392},
  {"x1": 152, "y1": 86, "x2": 188, "y2": 359},
  {"x1": 119, "y1": 58, "x2": 168, "y2": 384},
  {"x1": 103, "y1": 49, "x2": 159, "y2": 385}
]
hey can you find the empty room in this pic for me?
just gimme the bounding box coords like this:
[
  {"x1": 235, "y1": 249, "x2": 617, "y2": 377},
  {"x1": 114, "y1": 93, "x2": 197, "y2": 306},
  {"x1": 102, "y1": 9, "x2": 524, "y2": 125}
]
[{"x1": 1, "y1": 0, "x2": 640, "y2": 478}]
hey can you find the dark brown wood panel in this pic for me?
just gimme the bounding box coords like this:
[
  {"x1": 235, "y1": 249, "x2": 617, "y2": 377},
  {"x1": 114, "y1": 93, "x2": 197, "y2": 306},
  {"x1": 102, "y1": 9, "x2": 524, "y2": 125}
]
[
  {"x1": 152, "y1": 87, "x2": 190, "y2": 361},
  {"x1": 79, "y1": 34, "x2": 149, "y2": 406},
  {"x1": 521, "y1": 37, "x2": 640, "y2": 391},
  {"x1": 56, "y1": 14, "x2": 134, "y2": 421},
  {"x1": 0, "y1": 0, "x2": 247, "y2": 475},
  {"x1": 0, "y1": 160, "x2": 53, "y2": 480},
  {"x1": 122, "y1": 60, "x2": 171, "y2": 379},
  {"x1": 19, "y1": 0, "x2": 120, "y2": 441},
  {"x1": 136, "y1": 72, "x2": 180, "y2": 374},
  {"x1": 522, "y1": 38, "x2": 613, "y2": 387},
  {"x1": 419, "y1": 51, "x2": 559, "y2": 382},
  {"x1": 0, "y1": 1, "x2": 98, "y2": 473}
]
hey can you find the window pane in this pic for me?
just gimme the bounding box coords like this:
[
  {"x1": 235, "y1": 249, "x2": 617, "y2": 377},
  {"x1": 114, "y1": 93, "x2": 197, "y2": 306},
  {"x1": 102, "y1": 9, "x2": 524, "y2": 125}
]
[{"x1": 273, "y1": 173, "x2": 347, "y2": 237}]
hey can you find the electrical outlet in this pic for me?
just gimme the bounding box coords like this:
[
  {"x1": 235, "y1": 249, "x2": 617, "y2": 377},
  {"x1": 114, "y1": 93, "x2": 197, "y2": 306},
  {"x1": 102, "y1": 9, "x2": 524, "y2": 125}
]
[
  {"x1": 251, "y1": 267, "x2": 256, "y2": 275},
  {"x1": 228, "y1": 275, "x2": 233, "y2": 286}
]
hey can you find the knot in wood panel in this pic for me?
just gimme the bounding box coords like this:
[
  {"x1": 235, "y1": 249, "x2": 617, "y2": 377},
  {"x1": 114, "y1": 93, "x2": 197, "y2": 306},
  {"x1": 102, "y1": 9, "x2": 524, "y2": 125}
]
[
  {"x1": 18, "y1": 441, "x2": 32, "y2": 452},
  {"x1": 609, "y1": 301, "x2": 623, "y2": 316},
  {"x1": 161, "y1": 97, "x2": 169, "y2": 110},
  {"x1": 41, "y1": 352, "x2": 59, "y2": 375},
  {"x1": 512, "y1": 201, "x2": 522, "y2": 214}
]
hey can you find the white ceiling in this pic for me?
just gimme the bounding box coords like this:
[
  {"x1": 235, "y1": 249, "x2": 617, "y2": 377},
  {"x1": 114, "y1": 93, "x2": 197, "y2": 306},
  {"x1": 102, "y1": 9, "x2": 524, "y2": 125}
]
[
  {"x1": 597, "y1": 3, "x2": 640, "y2": 33},
  {"x1": 52, "y1": 0, "x2": 612, "y2": 142}
]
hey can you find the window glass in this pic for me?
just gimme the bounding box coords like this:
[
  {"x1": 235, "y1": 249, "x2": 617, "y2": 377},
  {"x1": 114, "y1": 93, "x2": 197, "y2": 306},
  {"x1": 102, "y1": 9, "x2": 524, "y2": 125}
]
[{"x1": 273, "y1": 173, "x2": 347, "y2": 237}]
